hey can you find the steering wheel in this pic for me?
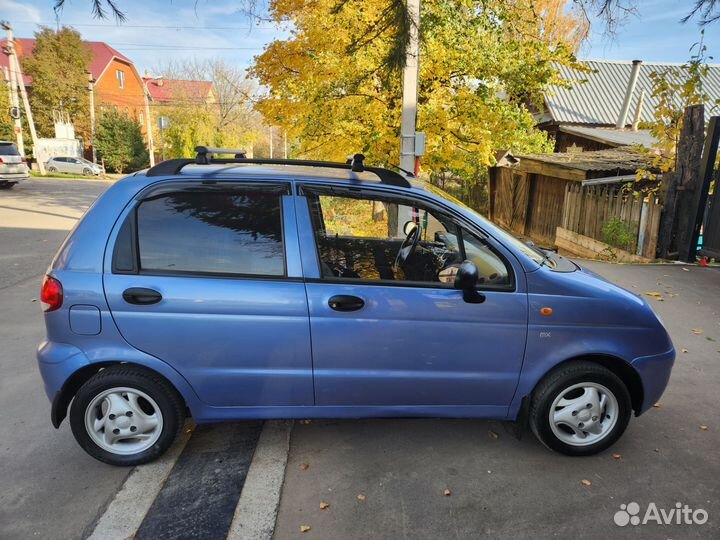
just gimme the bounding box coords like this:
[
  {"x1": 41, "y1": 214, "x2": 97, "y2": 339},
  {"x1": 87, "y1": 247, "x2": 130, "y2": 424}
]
[{"x1": 393, "y1": 222, "x2": 423, "y2": 273}]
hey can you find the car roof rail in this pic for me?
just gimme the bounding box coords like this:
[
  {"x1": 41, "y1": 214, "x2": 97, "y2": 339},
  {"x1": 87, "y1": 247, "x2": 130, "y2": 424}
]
[{"x1": 145, "y1": 146, "x2": 412, "y2": 187}]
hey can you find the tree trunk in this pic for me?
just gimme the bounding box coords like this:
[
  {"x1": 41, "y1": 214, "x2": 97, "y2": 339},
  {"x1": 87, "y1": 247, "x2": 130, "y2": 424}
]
[
  {"x1": 657, "y1": 105, "x2": 705, "y2": 260},
  {"x1": 372, "y1": 200, "x2": 386, "y2": 222},
  {"x1": 674, "y1": 104, "x2": 705, "y2": 261}
]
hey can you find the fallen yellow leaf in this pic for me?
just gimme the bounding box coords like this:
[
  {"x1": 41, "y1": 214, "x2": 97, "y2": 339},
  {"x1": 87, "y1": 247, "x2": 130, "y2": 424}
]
[
  {"x1": 691, "y1": 328, "x2": 704, "y2": 335},
  {"x1": 581, "y1": 479, "x2": 591, "y2": 486},
  {"x1": 320, "y1": 502, "x2": 330, "y2": 510},
  {"x1": 682, "y1": 267, "x2": 690, "y2": 272},
  {"x1": 645, "y1": 291, "x2": 662, "y2": 297},
  {"x1": 612, "y1": 453, "x2": 622, "y2": 460},
  {"x1": 488, "y1": 430, "x2": 499, "y2": 439},
  {"x1": 700, "y1": 425, "x2": 708, "y2": 431},
  {"x1": 357, "y1": 494, "x2": 366, "y2": 501},
  {"x1": 443, "y1": 488, "x2": 452, "y2": 496},
  {"x1": 682, "y1": 348, "x2": 689, "y2": 353},
  {"x1": 300, "y1": 525, "x2": 311, "y2": 533},
  {"x1": 653, "y1": 403, "x2": 662, "y2": 408},
  {"x1": 300, "y1": 463, "x2": 309, "y2": 470}
]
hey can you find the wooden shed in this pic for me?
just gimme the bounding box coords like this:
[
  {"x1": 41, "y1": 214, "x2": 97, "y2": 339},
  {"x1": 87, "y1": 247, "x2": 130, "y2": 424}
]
[{"x1": 488, "y1": 147, "x2": 654, "y2": 246}]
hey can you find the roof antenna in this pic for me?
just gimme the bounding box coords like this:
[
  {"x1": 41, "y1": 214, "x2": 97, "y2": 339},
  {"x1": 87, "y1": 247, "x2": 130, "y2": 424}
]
[{"x1": 348, "y1": 153, "x2": 365, "y2": 172}]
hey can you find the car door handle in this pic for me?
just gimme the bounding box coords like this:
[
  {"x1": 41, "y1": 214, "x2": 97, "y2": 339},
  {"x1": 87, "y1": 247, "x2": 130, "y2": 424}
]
[
  {"x1": 122, "y1": 287, "x2": 162, "y2": 305},
  {"x1": 328, "y1": 295, "x2": 365, "y2": 312}
]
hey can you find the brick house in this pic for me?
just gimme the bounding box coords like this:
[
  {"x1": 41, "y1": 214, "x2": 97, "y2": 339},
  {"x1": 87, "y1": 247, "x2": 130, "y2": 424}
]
[{"x1": 0, "y1": 38, "x2": 154, "y2": 159}]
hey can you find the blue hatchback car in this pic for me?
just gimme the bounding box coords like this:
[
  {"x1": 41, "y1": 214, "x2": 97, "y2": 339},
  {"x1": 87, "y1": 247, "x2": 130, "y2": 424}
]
[{"x1": 38, "y1": 148, "x2": 675, "y2": 465}]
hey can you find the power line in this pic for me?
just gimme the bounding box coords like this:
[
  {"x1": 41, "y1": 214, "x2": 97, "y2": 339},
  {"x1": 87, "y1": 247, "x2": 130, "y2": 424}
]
[{"x1": 13, "y1": 20, "x2": 278, "y2": 31}]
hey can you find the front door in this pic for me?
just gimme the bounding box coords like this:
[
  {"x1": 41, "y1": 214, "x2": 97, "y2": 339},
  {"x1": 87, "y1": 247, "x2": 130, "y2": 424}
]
[
  {"x1": 299, "y1": 185, "x2": 528, "y2": 411},
  {"x1": 103, "y1": 183, "x2": 313, "y2": 407}
]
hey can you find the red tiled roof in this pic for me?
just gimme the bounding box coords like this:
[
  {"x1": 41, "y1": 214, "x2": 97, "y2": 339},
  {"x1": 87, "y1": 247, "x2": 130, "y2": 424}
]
[
  {"x1": 0, "y1": 38, "x2": 134, "y2": 85},
  {"x1": 143, "y1": 78, "x2": 213, "y2": 103}
]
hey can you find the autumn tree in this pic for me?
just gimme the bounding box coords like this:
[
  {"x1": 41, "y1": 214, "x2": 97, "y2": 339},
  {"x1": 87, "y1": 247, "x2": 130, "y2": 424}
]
[
  {"x1": 251, "y1": 0, "x2": 584, "y2": 186},
  {"x1": 22, "y1": 27, "x2": 92, "y2": 141},
  {"x1": 152, "y1": 59, "x2": 264, "y2": 158},
  {"x1": 0, "y1": 84, "x2": 13, "y2": 141},
  {"x1": 636, "y1": 37, "x2": 720, "y2": 186},
  {"x1": 95, "y1": 108, "x2": 148, "y2": 173}
]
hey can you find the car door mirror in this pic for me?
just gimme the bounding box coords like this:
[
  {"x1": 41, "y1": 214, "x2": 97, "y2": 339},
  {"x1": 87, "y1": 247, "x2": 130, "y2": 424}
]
[
  {"x1": 454, "y1": 260, "x2": 485, "y2": 304},
  {"x1": 403, "y1": 220, "x2": 418, "y2": 236}
]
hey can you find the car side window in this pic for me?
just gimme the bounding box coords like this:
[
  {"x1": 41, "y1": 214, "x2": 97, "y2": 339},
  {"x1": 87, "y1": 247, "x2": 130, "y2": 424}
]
[
  {"x1": 116, "y1": 188, "x2": 286, "y2": 277},
  {"x1": 306, "y1": 189, "x2": 511, "y2": 287}
]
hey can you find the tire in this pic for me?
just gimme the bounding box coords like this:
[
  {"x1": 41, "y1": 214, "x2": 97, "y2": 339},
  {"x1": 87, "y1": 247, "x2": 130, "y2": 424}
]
[
  {"x1": 82, "y1": 168, "x2": 91, "y2": 176},
  {"x1": 529, "y1": 361, "x2": 632, "y2": 456},
  {"x1": 48, "y1": 166, "x2": 58, "y2": 173},
  {"x1": 70, "y1": 365, "x2": 185, "y2": 466},
  {"x1": 0, "y1": 182, "x2": 14, "y2": 190}
]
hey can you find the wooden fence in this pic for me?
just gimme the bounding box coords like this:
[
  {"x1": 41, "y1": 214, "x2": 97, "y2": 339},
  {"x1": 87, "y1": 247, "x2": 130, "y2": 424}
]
[{"x1": 561, "y1": 184, "x2": 662, "y2": 259}]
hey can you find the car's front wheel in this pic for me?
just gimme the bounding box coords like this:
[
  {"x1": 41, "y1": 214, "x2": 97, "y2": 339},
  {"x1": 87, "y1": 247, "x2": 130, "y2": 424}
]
[
  {"x1": 69, "y1": 366, "x2": 185, "y2": 466},
  {"x1": 529, "y1": 361, "x2": 632, "y2": 456}
]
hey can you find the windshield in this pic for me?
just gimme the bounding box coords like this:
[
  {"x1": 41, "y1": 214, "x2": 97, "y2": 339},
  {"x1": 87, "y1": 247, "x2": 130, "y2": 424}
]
[
  {"x1": 424, "y1": 183, "x2": 546, "y2": 265},
  {"x1": 0, "y1": 143, "x2": 20, "y2": 156}
]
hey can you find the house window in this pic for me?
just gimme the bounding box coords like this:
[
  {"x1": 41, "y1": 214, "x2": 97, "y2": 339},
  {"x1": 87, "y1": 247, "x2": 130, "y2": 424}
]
[{"x1": 116, "y1": 69, "x2": 125, "y2": 89}]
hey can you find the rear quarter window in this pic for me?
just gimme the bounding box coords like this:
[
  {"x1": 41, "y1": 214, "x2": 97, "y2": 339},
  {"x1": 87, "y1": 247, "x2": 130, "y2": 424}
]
[{"x1": 130, "y1": 189, "x2": 286, "y2": 277}]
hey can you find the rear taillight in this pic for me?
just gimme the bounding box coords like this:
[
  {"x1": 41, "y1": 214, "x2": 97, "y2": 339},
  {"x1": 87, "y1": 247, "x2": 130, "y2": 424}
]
[
  {"x1": 40, "y1": 275, "x2": 63, "y2": 312},
  {"x1": 0, "y1": 157, "x2": 4, "y2": 163}
]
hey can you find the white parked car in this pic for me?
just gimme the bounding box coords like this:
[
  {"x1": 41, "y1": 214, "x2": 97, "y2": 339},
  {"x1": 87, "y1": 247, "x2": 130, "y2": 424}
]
[
  {"x1": 0, "y1": 141, "x2": 30, "y2": 188},
  {"x1": 47, "y1": 156, "x2": 104, "y2": 176}
]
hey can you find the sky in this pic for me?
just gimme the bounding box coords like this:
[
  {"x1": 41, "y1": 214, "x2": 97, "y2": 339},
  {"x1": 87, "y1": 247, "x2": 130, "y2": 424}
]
[{"x1": 2, "y1": 0, "x2": 718, "y2": 78}]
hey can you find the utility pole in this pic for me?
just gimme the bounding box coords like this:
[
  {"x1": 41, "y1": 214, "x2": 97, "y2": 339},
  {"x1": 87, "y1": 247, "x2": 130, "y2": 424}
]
[
  {"x1": 87, "y1": 72, "x2": 97, "y2": 163},
  {"x1": 399, "y1": 0, "x2": 420, "y2": 176},
  {"x1": 3, "y1": 63, "x2": 23, "y2": 155},
  {"x1": 142, "y1": 81, "x2": 155, "y2": 166},
  {"x1": 2, "y1": 21, "x2": 45, "y2": 174}
]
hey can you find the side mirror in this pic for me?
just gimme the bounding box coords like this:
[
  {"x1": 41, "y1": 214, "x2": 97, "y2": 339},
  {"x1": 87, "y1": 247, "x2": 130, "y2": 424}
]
[
  {"x1": 454, "y1": 260, "x2": 485, "y2": 304},
  {"x1": 403, "y1": 220, "x2": 418, "y2": 236}
]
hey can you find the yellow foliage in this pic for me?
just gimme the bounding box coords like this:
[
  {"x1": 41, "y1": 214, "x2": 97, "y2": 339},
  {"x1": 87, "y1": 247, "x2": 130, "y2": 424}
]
[{"x1": 251, "y1": 0, "x2": 585, "y2": 182}]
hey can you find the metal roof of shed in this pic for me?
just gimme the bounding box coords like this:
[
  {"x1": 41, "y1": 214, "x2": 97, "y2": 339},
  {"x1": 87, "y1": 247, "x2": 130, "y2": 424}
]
[
  {"x1": 545, "y1": 60, "x2": 720, "y2": 126},
  {"x1": 558, "y1": 125, "x2": 657, "y2": 148}
]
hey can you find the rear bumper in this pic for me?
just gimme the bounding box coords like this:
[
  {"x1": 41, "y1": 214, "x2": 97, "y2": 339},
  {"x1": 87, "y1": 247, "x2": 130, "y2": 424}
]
[
  {"x1": 37, "y1": 341, "x2": 89, "y2": 402},
  {"x1": 632, "y1": 347, "x2": 675, "y2": 414},
  {"x1": 0, "y1": 173, "x2": 28, "y2": 183}
]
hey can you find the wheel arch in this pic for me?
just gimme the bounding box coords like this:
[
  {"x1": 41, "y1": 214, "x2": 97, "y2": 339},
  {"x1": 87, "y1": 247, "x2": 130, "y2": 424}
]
[
  {"x1": 531, "y1": 354, "x2": 644, "y2": 416},
  {"x1": 51, "y1": 361, "x2": 190, "y2": 428}
]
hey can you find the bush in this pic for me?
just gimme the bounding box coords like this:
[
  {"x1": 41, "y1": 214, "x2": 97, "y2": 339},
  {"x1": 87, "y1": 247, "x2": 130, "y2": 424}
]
[
  {"x1": 602, "y1": 217, "x2": 637, "y2": 251},
  {"x1": 95, "y1": 109, "x2": 149, "y2": 173}
]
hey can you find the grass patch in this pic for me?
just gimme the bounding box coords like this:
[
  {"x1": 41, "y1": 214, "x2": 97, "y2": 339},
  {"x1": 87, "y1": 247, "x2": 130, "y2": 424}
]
[{"x1": 30, "y1": 170, "x2": 105, "y2": 180}]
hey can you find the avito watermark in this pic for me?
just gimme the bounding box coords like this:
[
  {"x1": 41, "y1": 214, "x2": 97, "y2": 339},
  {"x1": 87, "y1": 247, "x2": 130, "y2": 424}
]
[{"x1": 614, "y1": 502, "x2": 709, "y2": 526}]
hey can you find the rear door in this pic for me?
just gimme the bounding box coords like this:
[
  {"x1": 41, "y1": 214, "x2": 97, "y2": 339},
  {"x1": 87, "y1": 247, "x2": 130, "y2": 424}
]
[
  {"x1": 103, "y1": 181, "x2": 313, "y2": 407},
  {"x1": 297, "y1": 185, "x2": 528, "y2": 412}
]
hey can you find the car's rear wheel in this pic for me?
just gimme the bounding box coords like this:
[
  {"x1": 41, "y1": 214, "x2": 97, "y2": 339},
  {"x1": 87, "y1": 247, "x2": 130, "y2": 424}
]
[
  {"x1": 48, "y1": 166, "x2": 58, "y2": 173},
  {"x1": 529, "y1": 361, "x2": 632, "y2": 456},
  {"x1": 70, "y1": 366, "x2": 185, "y2": 466},
  {"x1": 82, "y1": 167, "x2": 92, "y2": 176}
]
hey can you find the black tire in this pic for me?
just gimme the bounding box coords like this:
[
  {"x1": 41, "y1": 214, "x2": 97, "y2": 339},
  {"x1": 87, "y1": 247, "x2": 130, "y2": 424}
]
[
  {"x1": 0, "y1": 182, "x2": 14, "y2": 189},
  {"x1": 70, "y1": 365, "x2": 185, "y2": 466},
  {"x1": 82, "y1": 168, "x2": 91, "y2": 176},
  {"x1": 529, "y1": 361, "x2": 632, "y2": 456},
  {"x1": 48, "y1": 166, "x2": 57, "y2": 173}
]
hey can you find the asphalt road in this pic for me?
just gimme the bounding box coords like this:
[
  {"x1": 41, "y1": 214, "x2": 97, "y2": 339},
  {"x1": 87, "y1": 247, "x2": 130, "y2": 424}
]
[{"x1": 0, "y1": 178, "x2": 127, "y2": 540}]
